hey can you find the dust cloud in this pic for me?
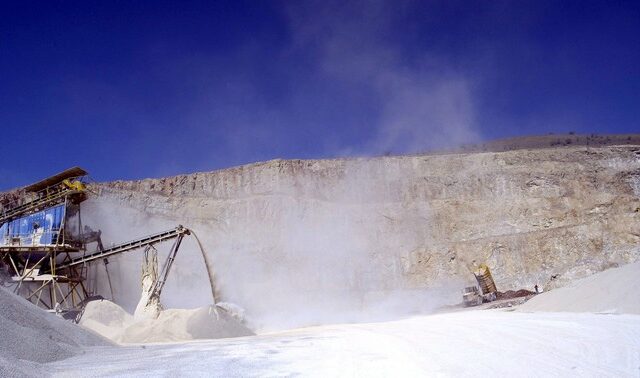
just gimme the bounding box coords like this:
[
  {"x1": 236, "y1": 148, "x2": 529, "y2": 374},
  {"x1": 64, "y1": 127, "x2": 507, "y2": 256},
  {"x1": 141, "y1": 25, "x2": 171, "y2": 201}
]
[{"x1": 81, "y1": 160, "x2": 462, "y2": 332}]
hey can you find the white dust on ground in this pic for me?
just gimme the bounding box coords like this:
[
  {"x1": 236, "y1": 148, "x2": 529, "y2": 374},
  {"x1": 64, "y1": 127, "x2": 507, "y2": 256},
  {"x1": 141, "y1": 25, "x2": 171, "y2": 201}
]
[
  {"x1": 4, "y1": 261, "x2": 640, "y2": 376},
  {"x1": 0, "y1": 287, "x2": 109, "y2": 377},
  {"x1": 79, "y1": 299, "x2": 254, "y2": 344},
  {"x1": 56, "y1": 261, "x2": 640, "y2": 376},
  {"x1": 518, "y1": 261, "x2": 640, "y2": 314},
  {"x1": 51, "y1": 311, "x2": 640, "y2": 377}
]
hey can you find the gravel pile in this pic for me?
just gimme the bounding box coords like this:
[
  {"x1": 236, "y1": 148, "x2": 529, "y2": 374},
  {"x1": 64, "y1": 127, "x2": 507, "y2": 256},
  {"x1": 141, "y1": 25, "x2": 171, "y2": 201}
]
[
  {"x1": 0, "y1": 287, "x2": 110, "y2": 376},
  {"x1": 518, "y1": 261, "x2": 640, "y2": 314},
  {"x1": 496, "y1": 289, "x2": 536, "y2": 300},
  {"x1": 79, "y1": 299, "x2": 254, "y2": 344}
]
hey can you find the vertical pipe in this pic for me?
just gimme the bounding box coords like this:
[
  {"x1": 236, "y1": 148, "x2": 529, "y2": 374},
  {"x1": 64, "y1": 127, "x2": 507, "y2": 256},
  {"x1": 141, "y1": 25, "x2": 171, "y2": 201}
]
[
  {"x1": 104, "y1": 259, "x2": 115, "y2": 301},
  {"x1": 78, "y1": 201, "x2": 83, "y2": 249},
  {"x1": 59, "y1": 197, "x2": 68, "y2": 246}
]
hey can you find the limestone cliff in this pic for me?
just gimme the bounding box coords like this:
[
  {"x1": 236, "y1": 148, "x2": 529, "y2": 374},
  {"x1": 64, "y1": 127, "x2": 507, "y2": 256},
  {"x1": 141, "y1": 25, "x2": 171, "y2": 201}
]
[{"x1": 84, "y1": 144, "x2": 639, "y2": 324}]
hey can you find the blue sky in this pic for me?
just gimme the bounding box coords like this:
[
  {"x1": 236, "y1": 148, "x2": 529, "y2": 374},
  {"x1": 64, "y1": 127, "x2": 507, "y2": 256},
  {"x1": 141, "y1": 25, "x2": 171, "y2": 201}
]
[{"x1": 1, "y1": 1, "x2": 638, "y2": 189}]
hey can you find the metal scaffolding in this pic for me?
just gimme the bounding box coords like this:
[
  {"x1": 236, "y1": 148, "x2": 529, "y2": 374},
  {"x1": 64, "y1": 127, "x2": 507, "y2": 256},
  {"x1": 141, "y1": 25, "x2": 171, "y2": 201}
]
[{"x1": 0, "y1": 168, "x2": 191, "y2": 312}]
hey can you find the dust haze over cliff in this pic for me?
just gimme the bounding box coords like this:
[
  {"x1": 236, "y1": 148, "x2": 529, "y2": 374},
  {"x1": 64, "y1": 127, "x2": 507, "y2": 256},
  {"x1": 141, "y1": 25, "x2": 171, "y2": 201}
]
[
  {"x1": 77, "y1": 5, "x2": 492, "y2": 327},
  {"x1": 82, "y1": 158, "x2": 463, "y2": 331},
  {"x1": 75, "y1": 143, "x2": 640, "y2": 332}
]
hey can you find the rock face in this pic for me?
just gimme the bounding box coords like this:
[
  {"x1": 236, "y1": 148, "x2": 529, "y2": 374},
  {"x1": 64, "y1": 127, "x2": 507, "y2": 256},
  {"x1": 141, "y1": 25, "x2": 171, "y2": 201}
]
[{"x1": 83, "y1": 145, "x2": 640, "y2": 329}]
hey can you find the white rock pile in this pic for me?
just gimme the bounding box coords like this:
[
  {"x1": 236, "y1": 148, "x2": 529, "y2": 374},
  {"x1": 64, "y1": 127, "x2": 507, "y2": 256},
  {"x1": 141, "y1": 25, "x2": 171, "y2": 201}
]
[
  {"x1": 79, "y1": 299, "x2": 254, "y2": 344},
  {"x1": 0, "y1": 287, "x2": 109, "y2": 377}
]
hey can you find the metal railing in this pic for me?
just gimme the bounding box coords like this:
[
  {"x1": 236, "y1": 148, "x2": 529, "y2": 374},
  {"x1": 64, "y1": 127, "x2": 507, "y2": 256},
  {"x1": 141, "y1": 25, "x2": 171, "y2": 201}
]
[
  {"x1": 0, "y1": 230, "x2": 63, "y2": 247},
  {"x1": 0, "y1": 188, "x2": 82, "y2": 225}
]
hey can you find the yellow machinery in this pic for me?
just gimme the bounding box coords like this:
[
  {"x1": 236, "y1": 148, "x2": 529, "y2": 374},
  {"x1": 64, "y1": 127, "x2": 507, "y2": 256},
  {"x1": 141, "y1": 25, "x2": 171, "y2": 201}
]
[
  {"x1": 62, "y1": 179, "x2": 86, "y2": 192},
  {"x1": 473, "y1": 263, "x2": 497, "y2": 298},
  {"x1": 462, "y1": 262, "x2": 498, "y2": 307},
  {"x1": 0, "y1": 167, "x2": 88, "y2": 225}
]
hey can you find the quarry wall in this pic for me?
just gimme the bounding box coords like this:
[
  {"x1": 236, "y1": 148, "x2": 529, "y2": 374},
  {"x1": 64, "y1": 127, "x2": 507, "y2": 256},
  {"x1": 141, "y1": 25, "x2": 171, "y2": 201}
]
[{"x1": 82, "y1": 145, "x2": 640, "y2": 329}]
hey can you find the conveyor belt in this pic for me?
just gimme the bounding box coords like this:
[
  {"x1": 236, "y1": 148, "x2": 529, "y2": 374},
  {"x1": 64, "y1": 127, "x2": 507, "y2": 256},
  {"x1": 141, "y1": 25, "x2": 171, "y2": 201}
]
[{"x1": 56, "y1": 225, "x2": 190, "y2": 270}]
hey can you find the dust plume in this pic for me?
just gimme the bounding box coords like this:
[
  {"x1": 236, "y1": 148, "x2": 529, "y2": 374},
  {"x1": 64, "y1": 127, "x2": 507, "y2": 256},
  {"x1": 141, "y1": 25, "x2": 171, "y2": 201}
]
[
  {"x1": 285, "y1": 0, "x2": 482, "y2": 155},
  {"x1": 80, "y1": 159, "x2": 464, "y2": 332}
]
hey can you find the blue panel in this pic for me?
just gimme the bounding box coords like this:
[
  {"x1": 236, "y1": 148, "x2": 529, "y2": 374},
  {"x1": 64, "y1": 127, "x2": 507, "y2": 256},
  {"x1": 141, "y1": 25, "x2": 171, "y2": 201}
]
[
  {"x1": 0, "y1": 204, "x2": 66, "y2": 247},
  {"x1": 0, "y1": 223, "x2": 7, "y2": 242}
]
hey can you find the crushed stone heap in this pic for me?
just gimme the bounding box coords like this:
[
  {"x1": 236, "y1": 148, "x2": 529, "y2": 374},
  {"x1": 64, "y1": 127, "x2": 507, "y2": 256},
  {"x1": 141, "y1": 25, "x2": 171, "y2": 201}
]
[
  {"x1": 0, "y1": 287, "x2": 109, "y2": 377},
  {"x1": 518, "y1": 261, "x2": 640, "y2": 314},
  {"x1": 79, "y1": 299, "x2": 254, "y2": 344}
]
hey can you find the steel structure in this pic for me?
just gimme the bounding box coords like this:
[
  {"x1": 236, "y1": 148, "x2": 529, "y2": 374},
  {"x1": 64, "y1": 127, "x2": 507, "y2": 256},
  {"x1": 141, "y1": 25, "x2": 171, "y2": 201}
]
[
  {"x1": 0, "y1": 167, "x2": 88, "y2": 225},
  {"x1": 0, "y1": 168, "x2": 191, "y2": 312},
  {"x1": 55, "y1": 226, "x2": 190, "y2": 270},
  {"x1": 0, "y1": 168, "x2": 89, "y2": 311}
]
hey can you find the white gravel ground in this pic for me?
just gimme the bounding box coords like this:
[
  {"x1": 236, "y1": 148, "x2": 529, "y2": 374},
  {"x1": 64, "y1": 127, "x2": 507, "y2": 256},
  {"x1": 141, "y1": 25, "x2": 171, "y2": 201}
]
[
  {"x1": 50, "y1": 310, "x2": 640, "y2": 377},
  {"x1": 5, "y1": 262, "x2": 640, "y2": 376},
  {"x1": 518, "y1": 262, "x2": 640, "y2": 315}
]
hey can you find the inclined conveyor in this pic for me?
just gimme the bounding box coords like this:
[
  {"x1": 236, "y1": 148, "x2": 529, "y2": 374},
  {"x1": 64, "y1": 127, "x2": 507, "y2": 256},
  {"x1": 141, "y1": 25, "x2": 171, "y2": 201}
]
[{"x1": 55, "y1": 225, "x2": 190, "y2": 270}]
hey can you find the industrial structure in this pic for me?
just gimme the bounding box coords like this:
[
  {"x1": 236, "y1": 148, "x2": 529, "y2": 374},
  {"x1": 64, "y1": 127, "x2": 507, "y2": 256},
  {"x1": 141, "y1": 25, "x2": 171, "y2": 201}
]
[{"x1": 0, "y1": 167, "x2": 191, "y2": 313}]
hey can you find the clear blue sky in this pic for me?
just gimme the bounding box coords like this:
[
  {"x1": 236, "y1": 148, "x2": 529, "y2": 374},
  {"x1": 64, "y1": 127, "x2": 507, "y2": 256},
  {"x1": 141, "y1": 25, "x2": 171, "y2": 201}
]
[{"x1": 1, "y1": 1, "x2": 638, "y2": 189}]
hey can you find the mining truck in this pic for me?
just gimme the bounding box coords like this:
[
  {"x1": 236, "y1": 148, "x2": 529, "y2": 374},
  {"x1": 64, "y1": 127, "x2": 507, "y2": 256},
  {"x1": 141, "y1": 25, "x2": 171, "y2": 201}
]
[{"x1": 462, "y1": 263, "x2": 498, "y2": 307}]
